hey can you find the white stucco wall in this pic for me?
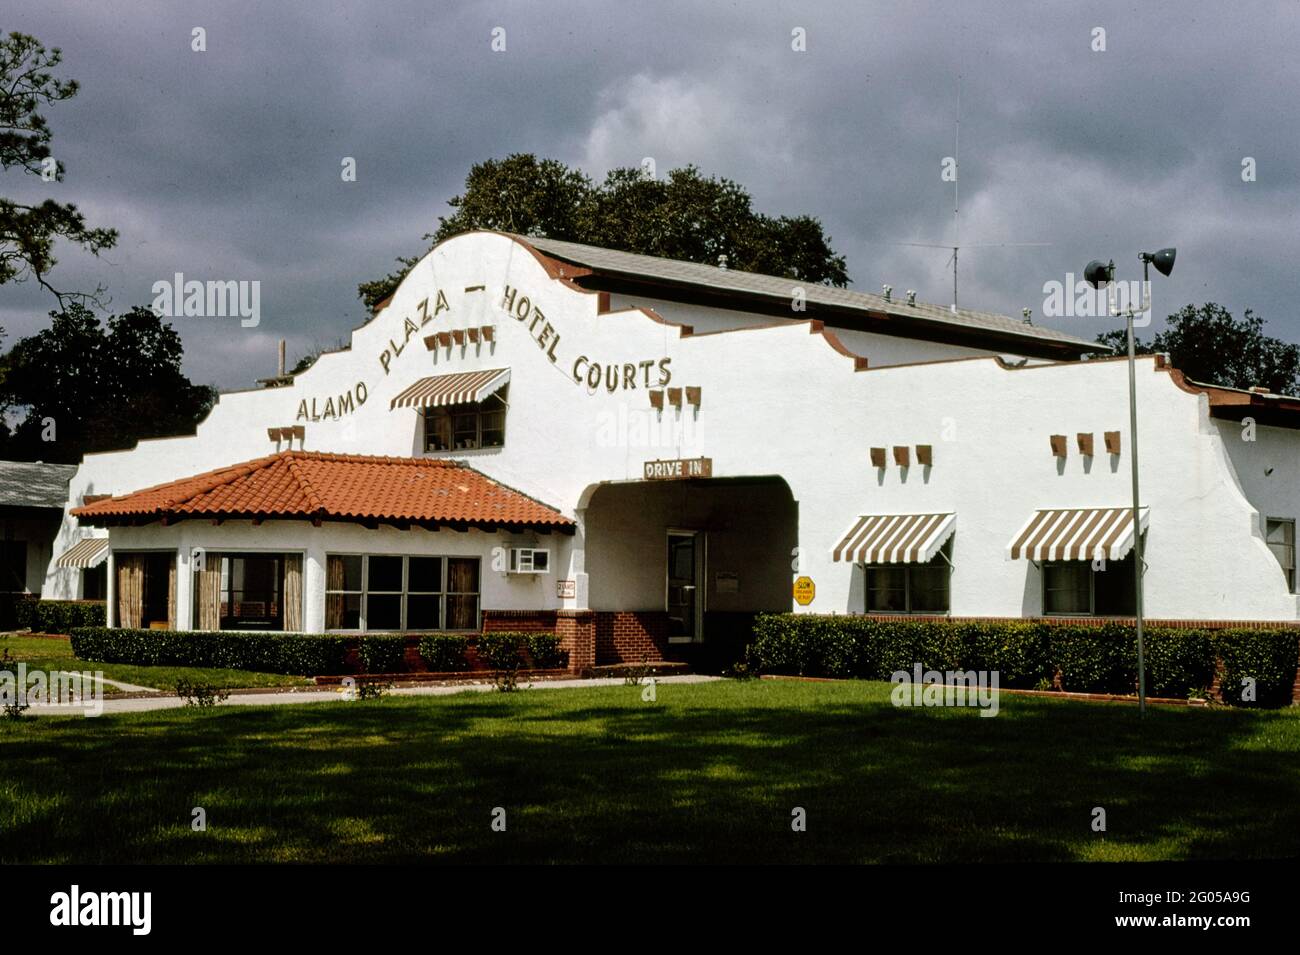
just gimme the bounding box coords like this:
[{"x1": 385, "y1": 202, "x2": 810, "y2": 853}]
[{"x1": 40, "y1": 230, "x2": 1300, "y2": 622}]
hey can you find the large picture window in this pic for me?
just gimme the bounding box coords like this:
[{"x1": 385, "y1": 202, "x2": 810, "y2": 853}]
[
  {"x1": 1042, "y1": 552, "x2": 1136, "y2": 616},
  {"x1": 325, "y1": 554, "x2": 478, "y2": 631},
  {"x1": 865, "y1": 546, "x2": 950, "y2": 614},
  {"x1": 424, "y1": 389, "x2": 507, "y2": 452}
]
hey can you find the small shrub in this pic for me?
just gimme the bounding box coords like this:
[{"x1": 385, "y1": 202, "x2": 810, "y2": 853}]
[
  {"x1": 623, "y1": 654, "x2": 652, "y2": 686},
  {"x1": 1, "y1": 648, "x2": 30, "y2": 721},
  {"x1": 418, "y1": 634, "x2": 470, "y2": 672},
  {"x1": 357, "y1": 679, "x2": 394, "y2": 700},
  {"x1": 725, "y1": 659, "x2": 756, "y2": 680},
  {"x1": 174, "y1": 680, "x2": 230, "y2": 708}
]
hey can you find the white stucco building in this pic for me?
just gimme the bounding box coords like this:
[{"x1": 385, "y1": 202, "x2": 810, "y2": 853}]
[{"x1": 39, "y1": 230, "x2": 1300, "y2": 667}]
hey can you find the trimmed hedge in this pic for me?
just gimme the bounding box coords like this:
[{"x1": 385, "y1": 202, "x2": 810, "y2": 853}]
[
  {"x1": 955, "y1": 621, "x2": 1053, "y2": 689},
  {"x1": 357, "y1": 635, "x2": 406, "y2": 673},
  {"x1": 476, "y1": 631, "x2": 568, "y2": 670},
  {"x1": 747, "y1": 614, "x2": 1300, "y2": 706},
  {"x1": 526, "y1": 633, "x2": 567, "y2": 669},
  {"x1": 418, "y1": 634, "x2": 470, "y2": 672},
  {"x1": 1214, "y1": 628, "x2": 1300, "y2": 707},
  {"x1": 22, "y1": 599, "x2": 106, "y2": 634},
  {"x1": 69, "y1": 627, "x2": 350, "y2": 675},
  {"x1": 1050, "y1": 623, "x2": 1137, "y2": 695},
  {"x1": 478, "y1": 632, "x2": 523, "y2": 670}
]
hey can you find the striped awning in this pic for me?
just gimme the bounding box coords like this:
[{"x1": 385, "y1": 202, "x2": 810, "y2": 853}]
[
  {"x1": 832, "y1": 513, "x2": 956, "y2": 564},
  {"x1": 1007, "y1": 506, "x2": 1149, "y2": 562},
  {"x1": 56, "y1": 537, "x2": 110, "y2": 569},
  {"x1": 390, "y1": 368, "x2": 510, "y2": 410}
]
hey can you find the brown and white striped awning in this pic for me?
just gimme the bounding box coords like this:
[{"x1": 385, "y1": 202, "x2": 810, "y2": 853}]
[
  {"x1": 390, "y1": 368, "x2": 510, "y2": 410},
  {"x1": 832, "y1": 513, "x2": 956, "y2": 564},
  {"x1": 55, "y1": 537, "x2": 110, "y2": 569},
  {"x1": 1007, "y1": 507, "x2": 1149, "y2": 562}
]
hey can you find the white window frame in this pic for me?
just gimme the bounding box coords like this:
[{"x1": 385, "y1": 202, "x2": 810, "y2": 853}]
[{"x1": 324, "y1": 554, "x2": 480, "y2": 632}]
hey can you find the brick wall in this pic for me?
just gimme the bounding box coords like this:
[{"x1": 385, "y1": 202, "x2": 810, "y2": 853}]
[
  {"x1": 594, "y1": 611, "x2": 669, "y2": 665},
  {"x1": 557, "y1": 611, "x2": 595, "y2": 672},
  {"x1": 481, "y1": 609, "x2": 558, "y2": 633}
]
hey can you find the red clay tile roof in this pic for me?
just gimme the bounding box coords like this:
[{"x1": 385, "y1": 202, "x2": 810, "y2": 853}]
[{"x1": 71, "y1": 451, "x2": 573, "y2": 531}]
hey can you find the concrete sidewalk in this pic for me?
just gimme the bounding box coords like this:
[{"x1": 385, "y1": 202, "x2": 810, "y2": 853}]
[{"x1": 29, "y1": 674, "x2": 722, "y2": 715}]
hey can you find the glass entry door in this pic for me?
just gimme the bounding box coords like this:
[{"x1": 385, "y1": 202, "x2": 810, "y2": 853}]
[{"x1": 666, "y1": 530, "x2": 702, "y2": 643}]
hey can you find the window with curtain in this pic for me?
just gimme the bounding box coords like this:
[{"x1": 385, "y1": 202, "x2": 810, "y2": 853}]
[
  {"x1": 325, "y1": 554, "x2": 475, "y2": 631},
  {"x1": 117, "y1": 552, "x2": 174, "y2": 629}
]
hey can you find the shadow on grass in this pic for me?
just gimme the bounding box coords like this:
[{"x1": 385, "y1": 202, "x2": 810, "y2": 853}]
[{"x1": 1, "y1": 680, "x2": 1296, "y2": 863}]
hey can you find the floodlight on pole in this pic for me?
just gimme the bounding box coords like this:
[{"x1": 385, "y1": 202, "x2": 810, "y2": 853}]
[{"x1": 1085, "y1": 247, "x2": 1176, "y2": 719}]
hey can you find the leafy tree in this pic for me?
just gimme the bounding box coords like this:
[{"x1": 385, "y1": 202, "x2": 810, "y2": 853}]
[
  {"x1": 358, "y1": 154, "x2": 849, "y2": 310},
  {"x1": 0, "y1": 304, "x2": 217, "y2": 462},
  {"x1": 1094, "y1": 303, "x2": 1300, "y2": 395},
  {"x1": 0, "y1": 32, "x2": 117, "y2": 306}
]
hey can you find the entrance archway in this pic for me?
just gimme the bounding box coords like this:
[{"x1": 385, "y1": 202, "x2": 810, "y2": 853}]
[{"x1": 581, "y1": 476, "x2": 797, "y2": 668}]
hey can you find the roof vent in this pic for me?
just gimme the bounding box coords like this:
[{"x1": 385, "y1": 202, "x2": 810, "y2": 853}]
[
  {"x1": 906, "y1": 290, "x2": 917, "y2": 306},
  {"x1": 1022, "y1": 307, "x2": 1033, "y2": 324},
  {"x1": 882, "y1": 284, "x2": 892, "y2": 303},
  {"x1": 1249, "y1": 386, "x2": 1271, "y2": 394},
  {"x1": 717, "y1": 254, "x2": 728, "y2": 270}
]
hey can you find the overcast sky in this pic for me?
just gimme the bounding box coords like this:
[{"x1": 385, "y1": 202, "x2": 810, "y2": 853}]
[{"x1": 4, "y1": 1, "x2": 1298, "y2": 389}]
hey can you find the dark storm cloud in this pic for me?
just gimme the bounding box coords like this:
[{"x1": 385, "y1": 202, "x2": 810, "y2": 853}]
[{"x1": 2, "y1": 0, "x2": 1297, "y2": 388}]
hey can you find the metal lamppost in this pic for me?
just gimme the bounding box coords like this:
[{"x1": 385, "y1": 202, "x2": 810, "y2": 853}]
[{"x1": 1084, "y1": 248, "x2": 1176, "y2": 719}]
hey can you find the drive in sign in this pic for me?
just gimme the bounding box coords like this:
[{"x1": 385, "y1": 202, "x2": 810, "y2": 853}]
[{"x1": 643, "y1": 457, "x2": 712, "y2": 480}]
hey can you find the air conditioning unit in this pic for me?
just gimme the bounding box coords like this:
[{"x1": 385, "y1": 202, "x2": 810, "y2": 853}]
[{"x1": 507, "y1": 547, "x2": 551, "y2": 574}]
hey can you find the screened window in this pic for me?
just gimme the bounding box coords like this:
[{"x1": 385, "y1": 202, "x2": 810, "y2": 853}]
[
  {"x1": 325, "y1": 555, "x2": 476, "y2": 631},
  {"x1": 1266, "y1": 518, "x2": 1296, "y2": 592},
  {"x1": 193, "y1": 552, "x2": 301, "y2": 632},
  {"x1": 865, "y1": 546, "x2": 950, "y2": 613},
  {"x1": 424, "y1": 389, "x2": 507, "y2": 452},
  {"x1": 221, "y1": 554, "x2": 284, "y2": 630}
]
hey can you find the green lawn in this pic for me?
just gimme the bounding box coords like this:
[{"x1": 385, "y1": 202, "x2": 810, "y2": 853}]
[
  {"x1": 0, "y1": 634, "x2": 312, "y2": 693},
  {"x1": 1, "y1": 678, "x2": 1298, "y2": 863}
]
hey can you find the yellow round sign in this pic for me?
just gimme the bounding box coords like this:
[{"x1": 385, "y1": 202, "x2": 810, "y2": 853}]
[{"x1": 793, "y1": 575, "x2": 816, "y2": 606}]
